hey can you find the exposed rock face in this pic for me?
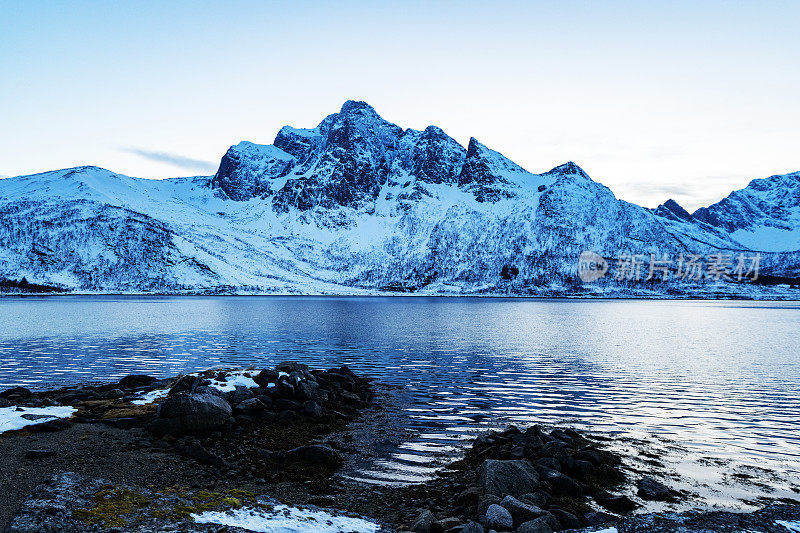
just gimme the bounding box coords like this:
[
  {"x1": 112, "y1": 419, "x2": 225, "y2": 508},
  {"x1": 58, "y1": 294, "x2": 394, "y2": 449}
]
[{"x1": 212, "y1": 142, "x2": 295, "y2": 201}]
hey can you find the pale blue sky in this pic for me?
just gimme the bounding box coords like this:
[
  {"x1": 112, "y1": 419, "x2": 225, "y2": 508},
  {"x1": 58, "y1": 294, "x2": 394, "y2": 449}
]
[{"x1": 1, "y1": 0, "x2": 798, "y2": 210}]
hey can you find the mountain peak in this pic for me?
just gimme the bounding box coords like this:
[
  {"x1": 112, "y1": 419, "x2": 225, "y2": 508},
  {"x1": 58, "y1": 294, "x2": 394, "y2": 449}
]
[
  {"x1": 545, "y1": 161, "x2": 588, "y2": 178},
  {"x1": 339, "y1": 100, "x2": 377, "y2": 116}
]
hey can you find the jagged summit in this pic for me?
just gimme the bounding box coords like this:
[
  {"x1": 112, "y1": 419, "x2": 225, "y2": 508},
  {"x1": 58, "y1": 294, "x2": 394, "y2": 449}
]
[
  {"x1": 211, "y1": 101, "x2": 543, "y2": 208},
  {"x1": 654, "y1": 199, "x2": 693, "y2": 221}
]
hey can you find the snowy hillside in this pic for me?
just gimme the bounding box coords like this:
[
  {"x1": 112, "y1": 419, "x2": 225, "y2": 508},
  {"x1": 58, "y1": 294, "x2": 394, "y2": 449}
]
[{"x1": 1, "y1": 101, "x2": 798, "y2": 297}]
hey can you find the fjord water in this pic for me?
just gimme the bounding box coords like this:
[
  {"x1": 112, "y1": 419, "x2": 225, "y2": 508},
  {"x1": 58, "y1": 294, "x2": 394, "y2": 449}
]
[{"x1": 1, "y1": 296, "x2": 799, "y2": 505}]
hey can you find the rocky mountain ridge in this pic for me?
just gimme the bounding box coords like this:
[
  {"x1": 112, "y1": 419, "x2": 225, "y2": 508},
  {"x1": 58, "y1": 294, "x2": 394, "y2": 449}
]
[{"x1": 0, "y1": 101, "x2": 798, "y2": 296}]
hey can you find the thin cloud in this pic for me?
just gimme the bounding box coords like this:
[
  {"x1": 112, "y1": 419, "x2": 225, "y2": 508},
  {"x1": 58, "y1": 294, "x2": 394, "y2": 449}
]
[{"x1": 124, "y1": 148, "x2": 217, "y2": 174}]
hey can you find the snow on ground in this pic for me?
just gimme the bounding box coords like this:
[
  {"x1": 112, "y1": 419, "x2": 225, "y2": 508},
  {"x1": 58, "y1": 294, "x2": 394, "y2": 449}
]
[
  {"x1": 777, "y1": 520, "x2": 800, "y2": 532},
  {"x1": 0, "y1": 406, "x2": 76, "y2": 434},
  {"x1": 130, "y1": 388, "x2": 169, "y2": 405},
  {"x1": 191, "y1": 504, "x2": 379, "y2": 533},
  {"x1": 205, "y1": 370, "x2": 260, "y2": 392}
]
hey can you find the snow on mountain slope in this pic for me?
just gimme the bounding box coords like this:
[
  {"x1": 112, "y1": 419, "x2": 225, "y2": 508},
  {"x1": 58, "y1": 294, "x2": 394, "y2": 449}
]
[
  {"x1": 692, "y1": 172, "x2": 800, "y2": 252},
  {"x1": 1, "y1": 101, "x2": 798, "y2": 296}
]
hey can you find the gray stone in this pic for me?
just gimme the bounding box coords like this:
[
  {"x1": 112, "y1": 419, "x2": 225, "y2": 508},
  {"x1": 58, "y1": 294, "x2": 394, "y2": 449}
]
[
  {"x1": 478, "y1": 459, "x2": 539, "y2": 497},
  {"x1": 517, "y1": 517, "x2": 552, "y2": 533},
  {"x1": 151, "y1": 392, "x2": 232, "y2": 435},
  {"x1": 499, "y1": 495, "x2": 545, "y2": 526},
  {"x1": 411, "y1": 509, "x2": 435, "y2": 533},
  {"x1": 477, "y1": 494, "x2": 501, "y2": 517},
  {"x1": 235, "y1": 398, "x2": 267, "y2": 415},
  {"x1": 460, "y1": 522, "x2": 485, "y2": 533},
  {"x1": 485, "y1": 504, "x2": 513, "y2": 531}
]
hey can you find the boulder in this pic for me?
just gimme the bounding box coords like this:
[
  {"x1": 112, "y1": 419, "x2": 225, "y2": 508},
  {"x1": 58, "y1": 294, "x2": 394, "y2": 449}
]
[
  {"x1": 536, "y1": 466, "x2": 582, "y2": 496},
  {"x1": 0, "y1": 387, "x2": 31, "y2": 400},
  {"x1": 276, "y1": 361, "x2": 309, "y2": 373},
  {"x1": 516, "y1": 517, "x2": 552, "y2": 533},
  {"x1": 254, "y1": 369, "x2": 280, "y2": 388},
  {"x1": 116, "y1": 375, "x2": 158, "y2": 390},
  {"x1": 548, "y1": 509, "x2": 581, "y2": 529},
  {"x1": 485, "y1": 504, "x2": 513, "y2": 531},
  {"x1": 184, "y1": 440, "x2": 226, "y2": 466},
  {"x1": 235, "y1": 398, "x2": 267, "y2": 416},
  {"x1": 224, "y1": 386, "x2": 254, "y2": 406},
  {"x1": 151, "y1": 393, "x2": 232, "y2": 435},
  {"x1": 478, "y1": 459, "x2": 539, "y2": 497},
  {"x1": 637, "y1": 476, "x2": 678, "y2": 501},
  {"x1": 460, "y1": 522, "x2": 485, "y2": 533},
  {"x1": 411, "y1": 510, "x2": 435, "y2": 533},
  {"x1": 596, "y1": 493, "x2": 639, "y2": 513},
  {"x1": 0, "y1": 397, "x2": 13, "y2": 408},
  {"x1": 498, "y1": 495, "x2": 545, "y2": 526}
]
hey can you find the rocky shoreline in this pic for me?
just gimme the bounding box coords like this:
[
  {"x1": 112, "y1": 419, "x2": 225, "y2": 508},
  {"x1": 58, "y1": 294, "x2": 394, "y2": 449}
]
[{"x1": 1, "y1": 365, "x2": 798, "y2": 532}]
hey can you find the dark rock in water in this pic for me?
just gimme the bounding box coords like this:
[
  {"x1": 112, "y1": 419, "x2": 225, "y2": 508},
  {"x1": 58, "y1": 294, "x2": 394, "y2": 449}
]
[
  {"x1": 286, "y1": 444, "x2": 342, "y2": 468},
  {"x1": 637, "y1": 476, "x2": 678, "y2": 501},
  {"x1": 0, "y1": 386, "x2": 32, "y2": 400},
  {"x1": 548, "y1": 509, "x2": 581, "y2": 529},
  {"x1": 151, "y1": 392, "x2": 232, "y2": 435},
  {"x1": 584, "y1": 510, "x2": 618, "y2": 527},
  {"x1": 184, "y1": 440, "x2": 226, "y2": 466},
  {"x1": 24, "y1": 449, "x2": 55, "y2": 459},
  {"x1": 516, "y1": 517, "x2": 552, "y2": 533},
  {"x1": 411, "y1": 509, "x2": 435, "y2": 533},
  {"x1": 116, "y1": 374, "x2": 158, "y2": 390},
  {"x1": 499, "y1": 495, "x2": 545, "y2": 526},
  {"x1": 276, "y1": 361, "x2": 309, "y2": 373},
  {"x1": 485, "y1": 503, "x2": 513, "y2": 530},
  {"x1": 303, "y1": 400, "x2": 323, "y2": 417},
  {"x1": 478, "y1": 459, "x2": 540, "y2": 497},
  {"x1": 596, "y1": 493, "x2": 639, "y2": 513},
  {"x1": 54, "y1": 390, "x2": 99, "y2": 404},
  {"x1": 0, "y1": 397, "x2": 14, "y2": 407}
]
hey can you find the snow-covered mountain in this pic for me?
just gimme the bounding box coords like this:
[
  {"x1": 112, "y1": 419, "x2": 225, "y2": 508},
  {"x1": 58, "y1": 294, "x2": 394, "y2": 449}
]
[{"x1": 1, "y1": 101, "x2": 798, "y2": 297}]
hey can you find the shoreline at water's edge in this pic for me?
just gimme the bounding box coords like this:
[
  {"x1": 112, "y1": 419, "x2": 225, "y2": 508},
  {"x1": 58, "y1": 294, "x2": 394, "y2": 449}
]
[{"x1": 1, "y1": 366, "x2": 799, "y2": 532}]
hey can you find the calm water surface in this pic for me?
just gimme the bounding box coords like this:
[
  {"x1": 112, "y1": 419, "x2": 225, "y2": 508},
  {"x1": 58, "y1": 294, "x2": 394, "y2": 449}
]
[{"x1": 1, "y1": 296, "x2": 798, "y2": 506}]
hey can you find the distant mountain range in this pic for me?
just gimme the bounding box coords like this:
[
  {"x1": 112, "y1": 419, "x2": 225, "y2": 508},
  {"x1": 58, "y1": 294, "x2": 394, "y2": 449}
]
[{"x1": 1, "y1": 101, "x2": 798, "y2": 297}]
